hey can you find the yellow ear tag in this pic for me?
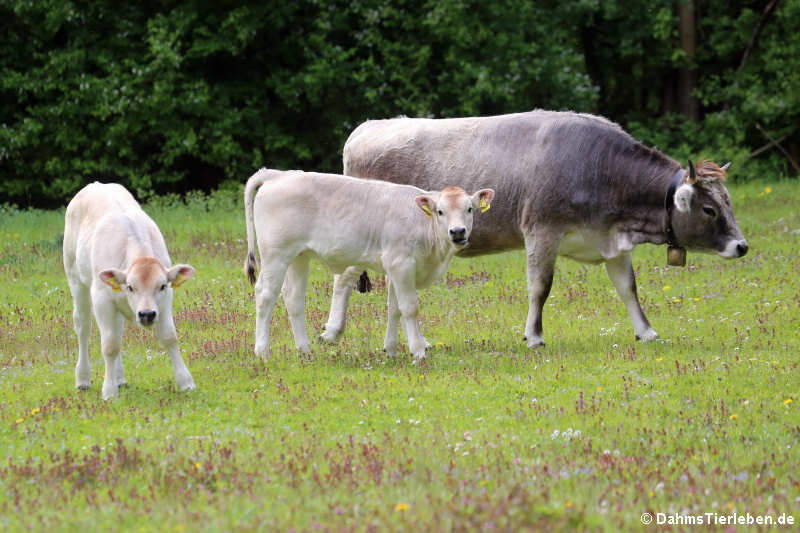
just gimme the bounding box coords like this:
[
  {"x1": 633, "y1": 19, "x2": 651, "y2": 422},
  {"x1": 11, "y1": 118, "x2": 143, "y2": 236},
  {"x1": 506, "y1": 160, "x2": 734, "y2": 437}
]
[
  {"x1": 108, "y1": 278, "x2": 122, "y2": 292},
  {"x1": 172, "y1": 273, "x2": 187, "y2": 289},
  {"x1": 479, "y1": 197, "x2": 491, "y2": 213},
  {"x1": 421, "y1": 204, "x2": 433, "y2": 218}
]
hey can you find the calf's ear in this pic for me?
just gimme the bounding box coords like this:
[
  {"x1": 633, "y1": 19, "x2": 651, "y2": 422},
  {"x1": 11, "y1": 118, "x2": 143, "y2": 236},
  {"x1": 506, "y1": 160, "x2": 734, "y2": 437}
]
[
  {"x1": 168, "y1": 264, "x2": 195, "y2": 288},
  {"x1": 472, "y1": 189, "x2": 495, "y2": 213},
  {"x1": 415, "y1": 195, "x2": 435, "y2": 218},
  {"x1": 99, "y1": 269, "x2": 127, "y2": 292}
]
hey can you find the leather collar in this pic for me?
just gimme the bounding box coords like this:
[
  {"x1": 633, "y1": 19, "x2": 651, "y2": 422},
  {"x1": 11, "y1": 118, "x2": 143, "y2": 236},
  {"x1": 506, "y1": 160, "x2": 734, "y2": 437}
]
[{"x1": 664, "y1": 168, "x2": 686, "y2": 247}]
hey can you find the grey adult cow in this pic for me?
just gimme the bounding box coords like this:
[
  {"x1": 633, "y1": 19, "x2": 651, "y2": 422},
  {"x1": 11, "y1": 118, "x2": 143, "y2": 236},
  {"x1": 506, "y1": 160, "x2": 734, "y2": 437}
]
[{"x1": 322, "y1": 110, "x2": 748, "y2": 348}]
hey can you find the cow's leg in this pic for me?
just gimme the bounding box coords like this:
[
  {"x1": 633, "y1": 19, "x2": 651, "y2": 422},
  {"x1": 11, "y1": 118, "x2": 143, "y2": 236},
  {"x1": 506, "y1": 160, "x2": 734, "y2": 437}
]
[
  {"x1": 282, "y1": 254, "x2": 311, "y2": 354},
  {"x1": 523, "y1": 230, "x2": 559, "y2": 348},
  {"x1": 254, "y1": 255, "x2": 290, "y2": 360},
  {"x1": 320, "y1": 266, "x2": 360, "y2": 343},
  {"x1": 387, "y1": 266, "x2": 426, "y2": 362},
  {"x1": 115, "y1": 353, "x2": 127, "y2": 388},
  {"x1": 155, "y1": 307, "x2": 196, "y2": 392},
  {"x1": 604, "y1": 252, "x2": 658, "y2": 342},
  {"x1": 383, "y1": 280, "x2": 401, "y2": 357},
  {"x1": 94, "y1": 300, "x2": 125, "y2": 400},
  {"x1": 69, "y1": 281, "x2": 92, "y2": 390}
]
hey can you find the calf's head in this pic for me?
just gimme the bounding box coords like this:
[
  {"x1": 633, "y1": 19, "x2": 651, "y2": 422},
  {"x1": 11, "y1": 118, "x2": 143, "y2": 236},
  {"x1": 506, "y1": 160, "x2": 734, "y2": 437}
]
[
  {"x1": 415, "y1": 186, "x2": 495, "y2": 248},
  {"x1": 671, "y1": 160, "x2": 748, "y2": 258},
  {"x1": 99, "y1": 257, "x2": 195, "y2": 327}
]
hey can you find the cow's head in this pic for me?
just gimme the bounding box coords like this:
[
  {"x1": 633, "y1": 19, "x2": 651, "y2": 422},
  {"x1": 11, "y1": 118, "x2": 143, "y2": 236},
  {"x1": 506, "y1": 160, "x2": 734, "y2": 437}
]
[
  {"x1": 415, "y1": 186, "x2": 495, "y2": 248},
  {"x1": 99, "y1": 257, "x2": 195, "y2": 327},
  {"x1": 671, "y1": 160, "x2": 748, "y2": 258}
]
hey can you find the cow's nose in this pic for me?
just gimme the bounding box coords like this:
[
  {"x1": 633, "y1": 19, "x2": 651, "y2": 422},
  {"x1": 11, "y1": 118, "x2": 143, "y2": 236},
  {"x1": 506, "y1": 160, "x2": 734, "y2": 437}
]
[
  {"x1": 449, "y1": 227, "x2": 466, "y2": 240},
  {"x1": 138, "y1": 310, "x2": 157, "y2": 325},
  {"x1": 736, "y1": 241, "x2": 748, "y2": 257}
]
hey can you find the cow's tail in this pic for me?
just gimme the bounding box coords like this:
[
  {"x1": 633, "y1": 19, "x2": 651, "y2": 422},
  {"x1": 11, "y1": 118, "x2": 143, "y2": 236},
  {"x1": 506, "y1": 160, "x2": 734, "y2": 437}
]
[{"x1": 243, "y1": 168, "x2": 275, "y2": 285}]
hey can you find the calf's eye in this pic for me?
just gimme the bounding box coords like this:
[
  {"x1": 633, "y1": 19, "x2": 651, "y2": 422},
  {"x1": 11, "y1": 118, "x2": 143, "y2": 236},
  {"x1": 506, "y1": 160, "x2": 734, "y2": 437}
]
[
  {"x1": 160, "y1": 284, "x2": 166, "y2": 291},
  {"x1": 467, "y1": 206, "x2": 473, "y2": 213},
  {"x1": 437, "y1": 209, "x2": 443, "y2": 216},
  {"x1": 702, "y1": 206, "x2": 717, "y2": 218},
  {"x1": 127, "y1": 285, "x2": 134, "y2": 293}
]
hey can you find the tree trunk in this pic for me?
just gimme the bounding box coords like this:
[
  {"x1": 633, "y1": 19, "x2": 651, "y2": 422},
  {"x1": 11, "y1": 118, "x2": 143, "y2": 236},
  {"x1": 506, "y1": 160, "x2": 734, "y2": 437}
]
[{"x1": 677, "y1": 0, "x2": 699, "y2": 122}]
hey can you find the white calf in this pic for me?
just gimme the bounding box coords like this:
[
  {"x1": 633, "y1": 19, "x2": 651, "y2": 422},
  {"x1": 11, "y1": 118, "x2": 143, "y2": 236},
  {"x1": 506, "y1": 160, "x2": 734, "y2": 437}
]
[
  {"x1": 63, "y1": 182, "x2": 196, "y2": 400},
  {"x1": 243, "y1": 168, "x2": 494, "y2": 362}
]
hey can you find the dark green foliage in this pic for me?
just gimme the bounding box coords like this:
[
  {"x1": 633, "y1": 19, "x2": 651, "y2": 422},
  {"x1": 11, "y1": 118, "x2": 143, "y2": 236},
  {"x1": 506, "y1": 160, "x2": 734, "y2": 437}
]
[{"x1": 1, "y1": 0, "x2": 797, "y2": 207}]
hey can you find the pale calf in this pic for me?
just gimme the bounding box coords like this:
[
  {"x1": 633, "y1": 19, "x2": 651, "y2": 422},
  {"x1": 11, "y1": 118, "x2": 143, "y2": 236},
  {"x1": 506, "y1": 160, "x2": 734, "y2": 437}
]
[
  {"x1": 243, "y1": 168, "x2": 494, "y2": 362},
  {"x1": 63, "y1": 182, "x2": 196, "y2": 400}
]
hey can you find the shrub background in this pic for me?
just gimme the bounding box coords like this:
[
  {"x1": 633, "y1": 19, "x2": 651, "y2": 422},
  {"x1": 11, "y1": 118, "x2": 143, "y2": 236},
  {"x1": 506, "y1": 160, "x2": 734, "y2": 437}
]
[{"x1": 1, "y1": 0, "x2": 798, "y2": 207}]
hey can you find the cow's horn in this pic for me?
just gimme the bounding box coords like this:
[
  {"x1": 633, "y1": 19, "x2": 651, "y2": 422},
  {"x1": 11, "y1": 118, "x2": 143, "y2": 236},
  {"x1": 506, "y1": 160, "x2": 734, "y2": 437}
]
[
  {"x1": 687, "y1": 159, "x2": 697, "y2": 184},
  {"x1": 720, "y1": 161, "x2": 731, "y2": 172}
]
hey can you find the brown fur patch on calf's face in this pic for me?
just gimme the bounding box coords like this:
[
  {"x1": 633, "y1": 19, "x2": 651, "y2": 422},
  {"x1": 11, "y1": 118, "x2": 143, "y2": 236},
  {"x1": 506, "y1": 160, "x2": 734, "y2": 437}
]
[
  {"x1": 440, "y1": 186, "x2": 468, "y2": 210},
  {"x1": 127, "y1": 257, "x2": 167, "y2": 290}
]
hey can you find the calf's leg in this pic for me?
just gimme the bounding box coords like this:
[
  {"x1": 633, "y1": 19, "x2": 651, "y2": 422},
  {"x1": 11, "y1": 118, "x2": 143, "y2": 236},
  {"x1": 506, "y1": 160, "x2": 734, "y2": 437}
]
[
  {"x1": 282, "y1": 254, "x2": 311, "y2": 354},
  {"x1": 155, "y1": 305, "x2": 196, "y2": 392},
  {"x1": 254, "y1": 255, "x2": 290, "y2": 359},
  {"x1": 387, "y1": 265, "x2": 426, "y2": 362},
  {"x1": 383, "y1": 280, "x2": 401, "y2": 356},
  {"x1": 604, "y1": 252, "x2": 658, "y2": 342},
  {"x1": 93, "y1": 298, "x2": 125, "y2": 400},
  {"x1": 320, "y1": 266, "x2": 360, "y2": 342},
  {"x1": 69, "y1": 281, "x2": 93, "y2": 390}
]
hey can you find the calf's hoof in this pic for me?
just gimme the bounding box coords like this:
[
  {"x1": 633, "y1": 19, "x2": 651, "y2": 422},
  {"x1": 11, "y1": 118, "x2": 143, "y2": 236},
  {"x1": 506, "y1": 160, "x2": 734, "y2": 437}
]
[
  {"x1": 101, "y1": 385, "x2": 119, "y2": 401},
  {"x1": 76, "y1": 382, "x2": 91, "y2": 391},
  {"x1": 319, "y1": 327, "x2": 342, "y2": 343}
]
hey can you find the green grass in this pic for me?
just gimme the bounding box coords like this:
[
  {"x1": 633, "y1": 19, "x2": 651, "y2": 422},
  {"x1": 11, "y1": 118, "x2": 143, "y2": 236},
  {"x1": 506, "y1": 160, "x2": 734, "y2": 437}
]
[{"x1": 1, "y1": 181, "x2": 798, "y2": 532}]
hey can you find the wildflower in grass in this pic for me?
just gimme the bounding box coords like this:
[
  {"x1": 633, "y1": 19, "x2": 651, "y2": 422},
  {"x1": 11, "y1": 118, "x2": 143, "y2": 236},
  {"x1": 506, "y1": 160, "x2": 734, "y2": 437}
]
[
  {"x1": 785, "y1": 399, "x2": 793, "y2": 405},
  {"x1": 662, "y1": 285, "x2": 670, "y2": 291},
  {"x1": 730, "y1": 414, "x2": 738, "y2": 420},
  {"x1": 765, "y1": 186, "x2": 772, "y2": 194},
  {"x1": 655, "y1": 357, "x2": 663, "y2": 362},
  {"x1": 672, "y1": 297, "x2": 681, "y2": 303},
  {"x1": 596, "y1": 386, "x2": 603, "y2": 391},
  {"x1": 565, "y1": 501, "x2": 573, "y2": 508},
  {"x1": 195, "y1": 462, "x2": 202, "y2": 470},
  {"x1": 394, "y1": 503, "x2": 410, "y2": 512},
  {"x1": 30, "y1": 408, "x2": 40, "y2": 415},
  {"x1": 15, "y1": 417, "x2": 24, "y2": 424}
]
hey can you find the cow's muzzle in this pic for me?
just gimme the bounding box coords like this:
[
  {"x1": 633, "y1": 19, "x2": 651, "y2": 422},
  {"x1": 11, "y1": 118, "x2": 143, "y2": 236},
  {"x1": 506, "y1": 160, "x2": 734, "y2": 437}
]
[{"x1": 720, "y1": 239, "x2": 748, "y2": 258}]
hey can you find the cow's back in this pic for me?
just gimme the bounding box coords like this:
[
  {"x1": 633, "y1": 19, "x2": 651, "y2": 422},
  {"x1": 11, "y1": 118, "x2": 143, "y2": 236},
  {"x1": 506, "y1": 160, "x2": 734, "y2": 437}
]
[{"x1": 343, "y1": 111, "x2": 671, "y2": 255}]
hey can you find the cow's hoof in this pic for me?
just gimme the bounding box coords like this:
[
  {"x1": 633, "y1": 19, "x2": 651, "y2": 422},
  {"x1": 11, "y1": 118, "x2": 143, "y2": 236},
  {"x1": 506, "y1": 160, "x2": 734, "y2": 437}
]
[
  {"x1": 117, "y1": 382, "x2": 128, "y2": 389},
  {"x1": 180, "y1": 382, "x2": 196, "y2": 393},
  {"x1": 76, "y1": 384, "x2": 90, "y2": 391},
  {"x1": 412, "y1": 354, "x2": 428, "y2": 365},
  {"x1": 526, "y1": 336, "x2": 546, "y2": 349},
  {"x1": 635, "y1": 329, "x2": 659, "y2": 343}
]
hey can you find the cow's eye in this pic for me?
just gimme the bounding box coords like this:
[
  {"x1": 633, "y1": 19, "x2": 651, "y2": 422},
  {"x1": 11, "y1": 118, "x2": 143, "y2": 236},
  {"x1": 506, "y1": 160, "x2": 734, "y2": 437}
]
[
  {"x1": 467, "y1": 206, "x2": 473, "y2": 213},
  {"x1": 160, "y1": 284, "x2": 166, "y2": 292},
  {"x1": 702, "y1": 206, "x2": 717, "y2": 218},
  {"x1": 126, "y1": 285, "x2": 134, "y2": 293},
  {"x1": 437, "y1": 209, "x2": 443, "y2": 216}
]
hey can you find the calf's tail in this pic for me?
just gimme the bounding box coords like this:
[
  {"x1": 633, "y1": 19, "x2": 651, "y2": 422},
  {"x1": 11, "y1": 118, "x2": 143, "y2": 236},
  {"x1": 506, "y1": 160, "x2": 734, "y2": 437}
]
[{"x1": 243, "y1": 168, "x2": 276, "y2": 285}]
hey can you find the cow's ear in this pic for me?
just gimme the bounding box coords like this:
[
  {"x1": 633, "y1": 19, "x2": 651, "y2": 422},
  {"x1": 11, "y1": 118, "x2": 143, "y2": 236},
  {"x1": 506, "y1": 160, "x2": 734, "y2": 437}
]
[
  {"x1": 674, "y1": 183, "x2": 694, "y2": 213},
  {"x1": 168, "y1": 264, "x2": 195, "y2": 288},
  {"x1": 472, "y1": 189, "x2": 495, "y2": 213},
  {"x1": 99, "y1": 269, "x2": 126, "y2": 292},
  {"x1": 415, "y1": 195, "x2": 435, "y2": 218}
]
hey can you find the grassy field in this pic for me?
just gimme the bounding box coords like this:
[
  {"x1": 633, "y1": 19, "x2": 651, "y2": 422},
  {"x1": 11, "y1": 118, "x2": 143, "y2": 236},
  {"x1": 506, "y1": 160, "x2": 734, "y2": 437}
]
[{"x1": 1, "y1": 180, "x2": 798, "y2": 532}]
